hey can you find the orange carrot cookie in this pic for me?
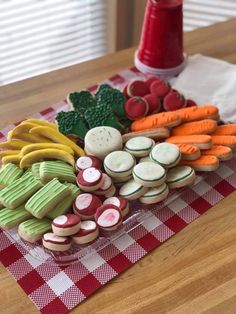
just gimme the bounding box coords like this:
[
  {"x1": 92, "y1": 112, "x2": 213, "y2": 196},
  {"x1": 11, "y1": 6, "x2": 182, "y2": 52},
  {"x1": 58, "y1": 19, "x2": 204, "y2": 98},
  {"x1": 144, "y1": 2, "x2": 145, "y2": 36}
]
[
  {"x1": 175, "y1": 105, "x2": 219, "y2": 123},
  {"x1": 201, "y1": 145, "x2": 233, "y2": 161},
  {"x1": 122, "y1": 127, "x2": 170, "y2": 142},
  {"x1": 211, "y1": 135, "x2": 236, "y2": 150},
  {"x1": 176, "y1": 143, "x2": 201, "y2": 161},
  {"x1": 211, "y1": 124, "x2": 236, "y2": 136},
  {"x1": 166, "y1": 135, "x2": 212, "y2": 150},
  {"x1": 131, "y1": 112, "x2": 181, "y2": 132},
  {"x1": 180, "y1": 155, "x2": 219, "y2": 172},
  {"x1": 171, "y1": 119, "x2": 217, "y2": 136}
]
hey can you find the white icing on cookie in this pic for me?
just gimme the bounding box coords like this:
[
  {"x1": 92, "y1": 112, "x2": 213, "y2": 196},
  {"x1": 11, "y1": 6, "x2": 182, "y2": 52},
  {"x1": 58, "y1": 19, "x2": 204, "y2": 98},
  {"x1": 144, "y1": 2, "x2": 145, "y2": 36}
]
[
  {"x1": 76, "y1": 156, "x2": 93, "y2": 169},
  {"x1": 97, "y1": 209, "x2": 120, "y2": 227},
  {"x1": 133, "y1": 162, "x2": 165, "y2": 181},
  {"x1": 75, "y1": 194, "x2": 92, "y2": 210},
  {"x1": 104, "y1": 151, "x2": 135, "y2": 172},
  {"x1": 125, "y1": 136, "x2": 154, "y2": 151},
  {"x1": 53, "y1": 215, "x2": 68, "y2": 225},
  {"x1": 100, "y1": 174, "x2": 112, "y2": 190},
  {"x1": 119, "y1": 179, "x2": 142, "y2": 195},
  {"x1": 81, "y1": 220, "x2": 97, "y2": 231},
  {"x1": 104, "y1": 197, "x2": 120, "y2": 207},
  {"x1": 142, "y1": 184, "x2": 167, "y2": 197},
  {"x1": 83, "y1": 167, "x2": 101, "y2": 183},
  {"x1": 166, "y1": 166, "x2": 193, "y2": 183},
  {"x1": 151, "y1": 143, "x2": 180, "y2": 165},
  {"x1": 44, "y1": 232, "x2": 67, "y2": 243}
]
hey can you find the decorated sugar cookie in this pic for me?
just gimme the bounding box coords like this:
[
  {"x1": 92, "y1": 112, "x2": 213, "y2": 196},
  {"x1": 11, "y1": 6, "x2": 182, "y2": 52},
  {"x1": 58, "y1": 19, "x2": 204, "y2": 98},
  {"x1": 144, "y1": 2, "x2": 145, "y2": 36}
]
[
  {"x1": 76, "y1": 167, "x2": 103, "y2": 192},
  {"x1": 104, "y1": 196, "x2": 129, "y2": 217},
  {"x1": 52, "y1": 214, "x2": 81, "y2": 236},
  {"x1": 42, "y1": 233, "x2": 71, "y2": 252},
  {"x1": 95, "y1": 204, "x2": 122, "y2": 231},
  {"x1": 75, "y1": 155, "x2": 101, "y2": 172},
  {"x1": 73, "y1": 193, "x2": 102, "y2": 220},
  {"x1": 140, "y1": 183, "x2": 169, "y2": 204},
  {"x1": 166, "y1": 166, "x2": 196, "y2": 189},
  {"x1": 119, "y1": 179, "x2": 148, "y2": 200},
  {"x1": 150, "y1": 143, "x2": 181, "y2": 168},
  {"x1": 72, "y1": 220, "x2": 99, "y2": 245},
  {"x1": 124, "y1": 136, "x2": 155, "y2": 157},
  {"x1": 132, "y1": 162, "x2": 166, "y2": 187},
  {"x1": 93, "y1": 173, "x2": 113, "y2": 196},
  {"x1": 104, "y1": 151, "x2": 135, "y2": 178}
]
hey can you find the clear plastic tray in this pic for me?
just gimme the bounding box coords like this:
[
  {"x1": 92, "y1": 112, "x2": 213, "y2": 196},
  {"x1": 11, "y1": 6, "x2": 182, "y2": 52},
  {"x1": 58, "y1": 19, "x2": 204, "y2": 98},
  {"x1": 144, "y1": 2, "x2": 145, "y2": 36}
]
[{"x1": 5, "y1": 172, "x2": 206, "y2": 266}]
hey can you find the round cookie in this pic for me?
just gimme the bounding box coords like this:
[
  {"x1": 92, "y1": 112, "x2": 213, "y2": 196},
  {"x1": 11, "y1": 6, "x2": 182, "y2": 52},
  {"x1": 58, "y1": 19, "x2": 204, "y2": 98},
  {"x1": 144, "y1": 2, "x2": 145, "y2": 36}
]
[
  {"x1": 75, "y1": 155, "x2": 101, "y2": 172},
  {"x1": 139, "y1": 156, "x2": 154, "y2": 163},
  {"x1": 93, "y1": 174, "x2": 113, "y2": 196},
  {"x1": 119, "y1": 179, "x2": 148, "y2": 200},
  {"x1": 150, "y1": 143, "x2": 181, "y2": 168},
  {"x1": 124, "y1": 136, "x2": 155, "y2": 157},
  {"x1": 140, "y1": 183, "x2": 169, "y2": 204},
  {"x1": 95, "y1": 204, "x2": 122, "y2": 231},
  {"x1": 104, "y1": 184, "x2": 116, "y2": 197},
  {"x1": 73, "y1": 193, "x2": 102, "y2": 220},
  {"x1": 104, "y1": 151, "x2": 135, "y2": 178},
  {"x1": 42, "y1": 233, "x2": 71, "y2": 252},
  {"x1": 76, "y1": 167, "x2": 103, "y2": 192},
  {"x1": 52, "y1": 214, "x2": 81, "y2": 236},
  {"x1": 72, "y1": 220, "x2": 99, "y2": 245},
  {"x1": 84, "y1": 126, "x2": 123, "y2": 160},
  {"x1": 166, "y1": 166, "x2": 196, "y2": 189},
  {"x1": 132, "y1": 162, "x2": 166, "y2": 187},
  {"x1": 104, "y1": 196, "x2": 129, "y2": 217}
]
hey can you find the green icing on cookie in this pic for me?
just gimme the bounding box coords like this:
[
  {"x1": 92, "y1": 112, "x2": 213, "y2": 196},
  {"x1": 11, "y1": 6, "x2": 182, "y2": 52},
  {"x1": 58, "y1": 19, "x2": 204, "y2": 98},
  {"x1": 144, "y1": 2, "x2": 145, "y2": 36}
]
[
  {"x1": 0, "y1": 205, "x2": 32, "y2": 230},
  {"x1": 96, "y1": 87, "x2": 125, "y2": 117},
  {"x1": 0, "y1": 163, "x2": 23, "y2": 188},
  {"x1": 47, "y1": 183, "x2": 80, "y2": 219},
  {"x1": 31, "y1": 162, "x2": 42, "y2": 180},
  {"x1": 95, "y1": 84, "x2": 113, "y2": 97},
  {"x1": 39, "y1": 161, "x2": 76, "y2": 183},
  {"x1": 25, "y1": 178, "x2": 71, "y2": 218},
  {"x1": 19, "y1": 218, "x2": 51, "y2": 237},
  {"x1": 68, "y1": 90, "x2": 96, "y2": 116}
]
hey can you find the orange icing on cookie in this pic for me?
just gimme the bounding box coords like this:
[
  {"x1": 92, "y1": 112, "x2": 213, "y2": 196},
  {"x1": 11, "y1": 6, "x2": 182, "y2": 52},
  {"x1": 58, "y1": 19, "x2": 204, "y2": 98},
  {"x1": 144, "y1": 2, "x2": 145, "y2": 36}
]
[
  {"x1": 171, "y1": 119, "x2": 217, "y2": 136},
  {"x1": 166, "y1": 135, "x2": 212, "y2": 145},
  {"x1": 176, "y1": 105, "x2": 219, "y2": 122},
  {"x1": 201, "y1": 145, "x2": 232, "y2": 158},
  {"x1": 180, "y1": 155, "x2": 219, "y2": 166},
  {"x1": 211, "y1": 135, "x2": 236, "y2": 147},
  {"x1": 176, "y1": 143, "x2": 200, "y2": 156},
  {"x1": 211, "y1": 124, "x2": 236, "y2": 136}
]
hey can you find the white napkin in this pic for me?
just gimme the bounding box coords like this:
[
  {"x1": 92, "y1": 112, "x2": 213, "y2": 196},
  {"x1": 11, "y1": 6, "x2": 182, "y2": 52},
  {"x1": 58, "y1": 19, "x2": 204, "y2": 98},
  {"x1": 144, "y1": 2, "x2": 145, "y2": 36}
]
[{"x1": 172, "y1": 54, "x2": 236, "y2": 122}]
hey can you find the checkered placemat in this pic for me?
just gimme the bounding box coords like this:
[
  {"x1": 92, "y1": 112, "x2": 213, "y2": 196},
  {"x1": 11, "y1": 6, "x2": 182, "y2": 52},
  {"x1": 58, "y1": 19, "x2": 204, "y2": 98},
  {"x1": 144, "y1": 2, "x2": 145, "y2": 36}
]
[{"x1": 1, "y1": 67, "x2": 236, "y2": 314}]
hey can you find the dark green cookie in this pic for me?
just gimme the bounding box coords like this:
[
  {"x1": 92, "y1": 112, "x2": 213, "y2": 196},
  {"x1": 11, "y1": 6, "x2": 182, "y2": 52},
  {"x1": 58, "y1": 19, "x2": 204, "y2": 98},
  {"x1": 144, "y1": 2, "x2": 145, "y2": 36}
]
[
  {"x1": 96, "y1": 88, "x2": 125, "y2": 118},
  {"x1": 56, "y1": 111, "x2": 88, "y2": 139},
  {"x1": 95, "y1": 84, "x2": 113, "y2": 97},
  {"x1": 67, "y1": 90, "x2": 96, "y2": 115}
]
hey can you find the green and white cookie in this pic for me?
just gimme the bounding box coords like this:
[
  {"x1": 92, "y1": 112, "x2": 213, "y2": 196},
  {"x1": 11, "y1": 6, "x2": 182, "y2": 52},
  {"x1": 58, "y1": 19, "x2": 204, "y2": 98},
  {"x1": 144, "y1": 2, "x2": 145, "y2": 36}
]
[
  {"x1": 150, "y1": 142, "x2": 181, "y2": 168},
  {"x1": 166, "y1": 166, "x2": 196, "y2": 189},
  {"x1": 139, "y1": 156, "x2": 154, "y2": 163},
  {"x1": 0, "y1": 204, "x2": 32, "y2": 230},
  {"x1": 104, "y1": 151, "x2": 135, "y2": 178},
  {"x1": 124, "y1": 136, "x2": 155, "y2": 157},
  {"x1": 132, "y1": 162, "x2": 166, "y2": 187},
  {"x1": 119, "y1": 179, "x2": 148, "y2": 201},
  {"x1": 139, "y1": 183, "x2": 169, "y2": 204},
  {"x1": 18, "y1": 218, "x2": 52, "y2": 243}
]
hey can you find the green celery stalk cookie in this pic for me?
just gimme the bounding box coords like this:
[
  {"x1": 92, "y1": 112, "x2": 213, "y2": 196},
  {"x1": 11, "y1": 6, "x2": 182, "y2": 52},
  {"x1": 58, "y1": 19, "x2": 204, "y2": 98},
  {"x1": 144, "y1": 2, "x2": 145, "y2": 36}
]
[
  {"x1": 25, "y1": 178, "x2": 71, "y2": 219},
  {"x1": 39, "y1": 161, "x2": 76, "y2": 183},
  {"x1": 18, "y1": 218, "x2": 52, "y2": 243},
  {"x1": 0, "y1": 163, "x2": 23, "y2": 189},
  {"x1": 0, "y1": 204, "x2": 32, "y2": 230},
  {"x1": 31, "y1": 162, "x2": 42, "y2": 180},
  {"x1": 0, "y1": 172, "x2": 42, "y2": 209},
  {"x1": 47, "y1": 183, "x2": 80, "y2": 219}
]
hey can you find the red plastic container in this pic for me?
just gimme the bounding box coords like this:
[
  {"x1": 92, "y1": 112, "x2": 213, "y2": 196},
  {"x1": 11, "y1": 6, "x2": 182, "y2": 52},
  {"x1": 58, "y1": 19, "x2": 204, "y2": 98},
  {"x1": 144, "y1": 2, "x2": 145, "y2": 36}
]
[{"x1": 135, "y1": 0, "x2": 186, "y2": 78}]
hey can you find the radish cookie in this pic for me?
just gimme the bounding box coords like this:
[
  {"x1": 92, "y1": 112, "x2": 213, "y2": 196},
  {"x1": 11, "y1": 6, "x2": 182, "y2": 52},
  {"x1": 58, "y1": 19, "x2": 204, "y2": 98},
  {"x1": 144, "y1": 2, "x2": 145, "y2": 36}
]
[
  {"x1": 84, "y1": 126, "x2": 123, "y2": 160},
  {"x1": 42, "y1": 233, "x2": 72, "y2": 252},
  {"x1": 76, "y1": 167, "x2": 103, "y2": 192},
  {"x1": 132, "y1": 162, "x2": 166, "y2": 187},
  {"x1": 104, "y1": 151, "x2": 135, "y2": 178},
  {"x1": 144, "y1": 94, "x2": 161, "y2": 115},
  {"x1": 72, "y1": 220, "x2": 99, "y2": 245},
  {"x1": 127, "y1": 80, "x2": 149, "y2": 97},
  {"x1": 124, "y1": 136, "x2": 155, "y2": 157},
  {"x1": 166, "y1": 166, "x2": 196, "y2": 189},
  {"x1": 75, "y1": 155, "x2": 101, "y2": 172},
  {"x1": 119, "y1": 179, "x2": 148, "y2": 200},
  {"x1": 52, "y1": 214, "x2": 81, "y2": 236},
  {"x1": 104, "y1": 184, "x2": 116, "y2": 197},
  {"x1": 73, "y1": 193, "x2": 102, "y2": 220},
  {"x1": 124, "y1": 97, "x2": 149, "y2": 120},
  {"x1": 104, "y1": 196, "x2": 129, "y2": 217},
  {"x1": 150, "y1": 143, "x2": 181, "y2": 168},
  {"x1": 140, "y1": 183, "x2": 169, "y2": 204},
  {"x1": 94, "y1": 173, "x2": 113, "y2": 196},
  {"x1": 95, "y1": 204, "x2": 122, "y2": 231}
]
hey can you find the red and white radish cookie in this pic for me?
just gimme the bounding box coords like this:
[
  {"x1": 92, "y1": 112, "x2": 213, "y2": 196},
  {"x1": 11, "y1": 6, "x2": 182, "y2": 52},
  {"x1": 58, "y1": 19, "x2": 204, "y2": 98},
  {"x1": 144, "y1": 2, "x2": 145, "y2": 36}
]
[
  {"x1": 104, "y1": 184, "x2": 116, "y2": 198},
  {"x1": 124, "y1": 97, "x2": 149, "y2": 120},
  {"x1": 103, "y1": 196, "x2": 129, "y2": 217},
  {"x1": 95, "y1": 204, "x2": 122, "y2": 231},
  {"x1": 150, "y1": 80, "x2": 171, "y2": 98},
  {"x1": 52, "y1": 214, "x2": 81, "y2": 236},
  {"x1": 75, "y1": 155, "x2": 101, "y2": 172},
  {"x1": 73, "y1": 193, "x2": 102, "y2": 220},
  {"x1": 76, "y1": 167, "x2": 103, "y2": 192},
  {"x1": 72, "y1": 220, "x2": 99, "y2": 245},
  {"x1": 127, "y1": 80, "x2": 149, "y2": 97},
  {"x1": 93, "y1": 174, "x2": 112, "y2": 196},
  {"x1": 144, "y1": 94, "x2": 161, "y2": 115},
  {"x1": 163, "y1": 91, "x2": 186, "y2": 111},
  {"x1": 145, "y1": 76, "x2": 160, "y2": 88},
  {"x1": 42, "y1": 233, "x2": 71, "y2": 252}
]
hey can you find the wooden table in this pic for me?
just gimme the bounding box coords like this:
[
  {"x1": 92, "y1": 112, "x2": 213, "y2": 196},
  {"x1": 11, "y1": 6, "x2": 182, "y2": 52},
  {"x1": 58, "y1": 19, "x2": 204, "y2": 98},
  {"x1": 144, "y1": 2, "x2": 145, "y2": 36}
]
[{"x1": 1, "y1": 18, "x2": 236, "y2": 314}]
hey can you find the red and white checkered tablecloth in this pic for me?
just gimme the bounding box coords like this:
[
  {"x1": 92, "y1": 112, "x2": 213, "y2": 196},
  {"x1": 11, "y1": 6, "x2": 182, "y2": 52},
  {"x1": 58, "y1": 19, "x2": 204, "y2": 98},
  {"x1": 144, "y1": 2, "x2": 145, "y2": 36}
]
[{"x1": 1, "y1": 67, "x2": 236, "y2": 314}]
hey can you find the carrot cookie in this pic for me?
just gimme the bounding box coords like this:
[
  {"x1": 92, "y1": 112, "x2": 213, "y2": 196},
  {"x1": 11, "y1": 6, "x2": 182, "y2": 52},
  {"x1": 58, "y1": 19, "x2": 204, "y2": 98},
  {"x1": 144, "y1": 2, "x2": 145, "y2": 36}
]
[
  {"x1": 139, "y1": 183, "x2": 169, "y2": 204},
  {"x1": 95, "y1": 204, "x2": 122, "y2": 231},
  {"x1": 171, "y1": 119, "x2": 217, "y2": 136},
  {"x1": 176, "y1": 105, "x2": 219, "y2": 122},
  {"x1": 211, "y1": 135, "x2": 236, "y2": 150},
  {"x1": 124, "y1": 136, "x2": 155, "y2": 157},
  {"x1": 166, "y1": 166, "x2": 196, "y2": 189},
  {"x1": 76, "y1": 167, "x2": 103, "y2": 192},
  {"x1": 73, "y1": 193, "x2": 102, "y2": 220},
  {"x1": 132, "y1": 162, "x2": 166, "y2": 187},
  {"x1": 72, "y1": 220, "x2": 99, "y2": 245},
  {"x1": 42, "y1": 233, "x2": 72, "y2": 252},
  {"x1": 211, "y1": 124, "x2": 236, "y2": 136},
  {"x1": 176, "y1": 143, "x2": 201, "y2": 161},
  {"x1": 150, "y1": 143, "x2": 181, "y2": 168},
  {"x1": 166, "y1": 135, "x2": 212, "y2": 150},
  {"x1": 180, "y1": 155, "x2": 219, "y2": 172},
  {"x1": 201, "y1": 145, "x2": 233, "y2": 161},
  {"x1": 122, "y1": 127, "x2": 170, "y2": 143},
  {"x1": 119, "y1": 179, "x2": 148, "y2": 200},
  {"x1": 104, "y1": 151, "x2": 135, "y2": 178}
]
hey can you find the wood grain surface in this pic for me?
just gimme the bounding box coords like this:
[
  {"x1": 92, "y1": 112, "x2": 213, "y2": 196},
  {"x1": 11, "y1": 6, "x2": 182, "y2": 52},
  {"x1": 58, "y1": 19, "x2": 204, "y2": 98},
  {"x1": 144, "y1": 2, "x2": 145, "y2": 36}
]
[{"x1": 1, "y1": 19, "x2": 236, "y2": 314}]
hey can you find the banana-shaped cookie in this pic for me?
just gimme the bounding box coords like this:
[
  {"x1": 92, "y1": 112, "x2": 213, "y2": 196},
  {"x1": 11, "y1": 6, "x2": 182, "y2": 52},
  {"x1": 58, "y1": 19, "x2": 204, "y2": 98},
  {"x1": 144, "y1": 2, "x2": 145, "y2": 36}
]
[{"x1": 20, "y1": 143, "x2": 74, "y2": 157}]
